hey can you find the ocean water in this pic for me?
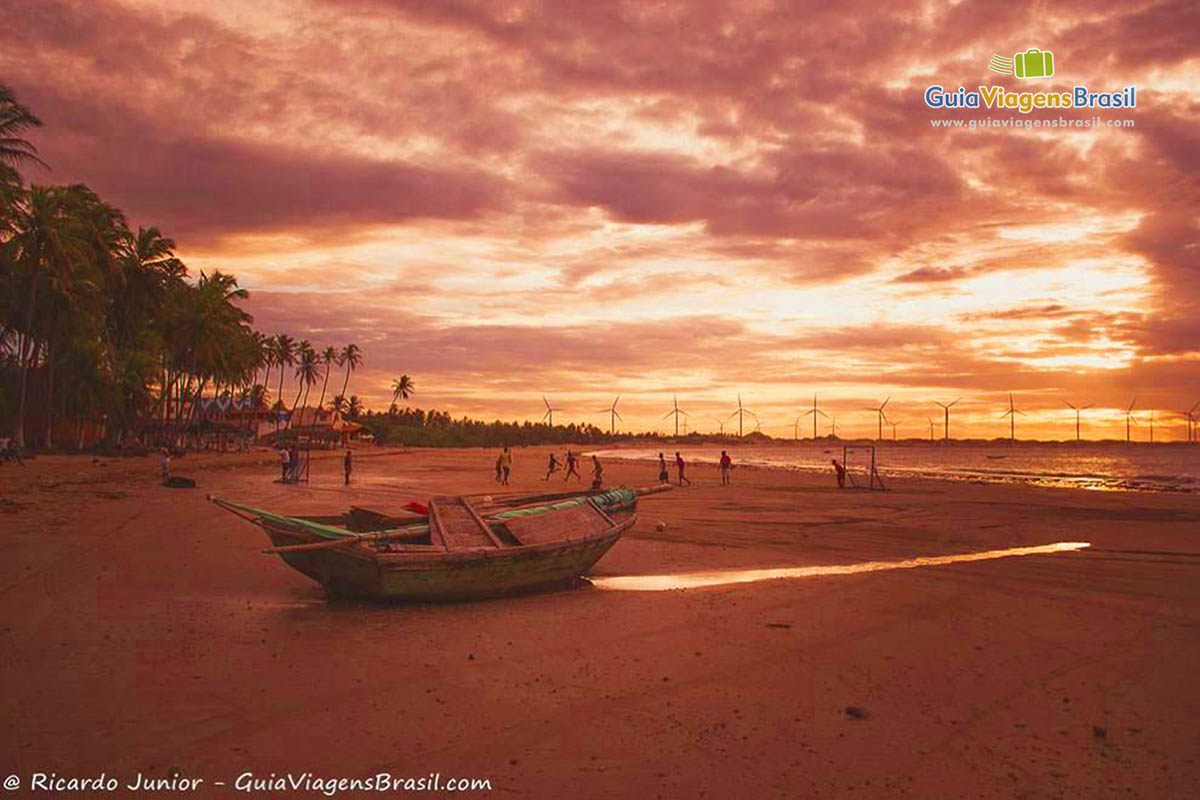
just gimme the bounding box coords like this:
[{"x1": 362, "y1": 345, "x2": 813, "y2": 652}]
[{"x1": 587, "y1": 442, "x2": 1200, "y2": 494}]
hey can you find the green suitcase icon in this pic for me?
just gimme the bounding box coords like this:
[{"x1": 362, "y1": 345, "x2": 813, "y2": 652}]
[{"x1": 1014, "y1": 48, "x2": 1054, "y2": 79}]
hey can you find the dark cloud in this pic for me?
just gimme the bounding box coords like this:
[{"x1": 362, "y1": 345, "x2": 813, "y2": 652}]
[{"x1": 2, "y1": 0, "x2": 1198, "y2": 423}]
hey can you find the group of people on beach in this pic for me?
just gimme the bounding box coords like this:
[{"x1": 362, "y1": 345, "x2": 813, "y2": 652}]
[
  {"x1": 656, "y1": 450, "x2": 735, "y2": 486},
  {"x1": 487, "y1": 448, "x2": 746, "y2": 490},
  {"x1": 492, "y1": 447, "x2": 604, "y2": 489}
]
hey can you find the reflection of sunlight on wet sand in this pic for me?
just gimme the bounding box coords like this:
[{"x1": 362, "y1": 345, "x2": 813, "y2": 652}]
[{"x1": 591, "y1": 542, "x2": 1091, "y2": 592}]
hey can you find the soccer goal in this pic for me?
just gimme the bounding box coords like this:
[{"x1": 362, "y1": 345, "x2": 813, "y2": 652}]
[{"x1": 842, "y1": 445, "x2": 887, "y2": 491}]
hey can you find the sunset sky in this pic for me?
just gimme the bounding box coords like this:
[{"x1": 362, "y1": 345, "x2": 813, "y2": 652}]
[{"x1": 2, "y1": 0, "x2": 1197, "y2": 439}]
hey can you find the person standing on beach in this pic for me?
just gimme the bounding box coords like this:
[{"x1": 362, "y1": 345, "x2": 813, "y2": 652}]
[
  {"x1": 278, "y1": 446, "x2": 289, "y2": 482},
  {"x1": 494, "y1": 454, "x2": 503, "y2": 483},
  {"x1": 832, "y1": 458, "x2": 846, "y2": 489},
  {"x1": 160, "y1": 448, "x2": 171, "y2": 485},
  {"x1": 674, "y1": 451, "x2": 692, "y2": 486},
  {"x1": 499, "y1": 446, "x2": 512, "y2": 485},
  {"x1": 719, "y1": 450, "x2": 733, "y2": 485},
  {"x1": 591, "y1": 455, "x2": 604, "y2": 489},
  {"x1": 343, "y1": 449, "x2": 353, "y2": 486},
  {"x1": 544, "y1": 452, "x2": 560, "y2": 481},
  {"x1": 658, "y1": 453, "x2": 669, "y2": 484},
  {"x1": 564, "y1": 450, "x2": 581, "y2": 482}
]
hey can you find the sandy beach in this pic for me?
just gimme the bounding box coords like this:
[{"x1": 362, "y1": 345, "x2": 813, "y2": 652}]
[{"x1": 1, "y1": 445, "x2": 1198, "y2": 798}]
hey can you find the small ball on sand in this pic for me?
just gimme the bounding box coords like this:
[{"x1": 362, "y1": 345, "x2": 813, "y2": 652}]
[{"x1": 656, "y1": 521, "x2": 668, "y2": 532}]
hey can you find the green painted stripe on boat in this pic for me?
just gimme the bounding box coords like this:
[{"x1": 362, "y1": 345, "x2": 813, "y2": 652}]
[{"x1": 213, "y1": 487, "x2": 637, "y2": 541}]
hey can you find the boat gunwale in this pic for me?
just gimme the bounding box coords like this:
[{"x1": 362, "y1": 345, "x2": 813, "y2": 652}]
[{"x1": 257, "y1": 509, "x2": 636, "y2": 564}]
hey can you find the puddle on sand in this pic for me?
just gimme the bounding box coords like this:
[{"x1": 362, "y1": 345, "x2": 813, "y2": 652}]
[{"x1": 589, "y1": 542, "x2": 1091, "y2": 592}]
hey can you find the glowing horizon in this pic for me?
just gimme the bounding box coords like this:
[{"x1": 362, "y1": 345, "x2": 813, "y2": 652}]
[{"x1": 3, "y1": 0, "x2": 1196, "y2": 440}]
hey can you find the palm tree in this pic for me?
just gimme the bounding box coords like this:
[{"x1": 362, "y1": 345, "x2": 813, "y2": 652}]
[
  {"x1": 391, "y1": 374, "x2": 414, "y2": 410},
  {"x1": 338, "y1": 343, "x2": 361, "y2": 402},
  {"x1": 272, "y1": 333, "x2": 295, "y2": 431},
  {"x1": 313, "y1": 345, "x2": 340, "y2": 428},
  {"x1": 4, "y1": 184, "x2": 93, "y2": 446},
  {"x1": 0, "y1": 86, "x2": 46, "y2": 217},
  {"x1": 347, "y1": 395, "x2": 363, "y2": 421},
  {"x1": 289, "y1": 340, "x2": 318, "y2": 421},
  {"x1": 0, "y1": 85, "x2": 47, "y2": 173}
]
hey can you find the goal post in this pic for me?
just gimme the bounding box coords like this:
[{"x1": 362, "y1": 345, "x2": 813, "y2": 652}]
[{"x1": 842, "y1": 445, "x2": 887, "y2": 491}]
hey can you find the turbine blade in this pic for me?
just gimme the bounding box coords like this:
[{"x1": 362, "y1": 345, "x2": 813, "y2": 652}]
[{"x1": 817, "y1": 409, "x2": 829, "y2": 419}]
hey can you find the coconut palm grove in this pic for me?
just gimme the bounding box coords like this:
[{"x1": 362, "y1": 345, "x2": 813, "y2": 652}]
[{"x1": 0, "y1": 84, "x2": 519, "y2": 451}]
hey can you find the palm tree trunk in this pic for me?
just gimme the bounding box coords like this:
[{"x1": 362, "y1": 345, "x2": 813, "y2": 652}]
[
  {"x1": 43, "y1": 337, "x2": 55, "y2": 448},
  {"x1": 339, "y1": 364, "x2": 352, "y2": 404},
  {"x1": 290, "y1": 377, "x2": 304, "y2": 417},
  {"x1": 13, "y1": 262, "x2": 40, "y2": 448},
  {"x1": 276, "y1": 365, "x2": 285, "y2": 433},
  {"x1": 314, "y1": 364, "x2": 331, "y2": 430}
]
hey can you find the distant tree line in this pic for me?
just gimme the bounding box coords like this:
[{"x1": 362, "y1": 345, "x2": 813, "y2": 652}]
[{"x1": 357, "y1": 407, "x2": 677, "y2": 448}]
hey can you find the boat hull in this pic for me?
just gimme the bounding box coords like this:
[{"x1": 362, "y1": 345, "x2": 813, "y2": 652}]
[{"x1": 260, "y1": 511, "x2": 633, "y2": 601}]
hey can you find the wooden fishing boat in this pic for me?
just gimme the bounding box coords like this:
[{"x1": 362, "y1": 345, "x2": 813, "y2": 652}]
[{"x1": 209, "y1": 485, "x2": 667, "y2": 601}]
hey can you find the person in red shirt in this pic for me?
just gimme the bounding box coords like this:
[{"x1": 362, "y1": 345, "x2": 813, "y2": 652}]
[
  {"x1": 719, "y1": 450, "x2": 733, "y2": 485},
  {"x1": 832, "y1": 458, "x2": 847, "y2": 489},
  {"x1": 674, "y1": 451, "x2": 692, "y2": 486}
]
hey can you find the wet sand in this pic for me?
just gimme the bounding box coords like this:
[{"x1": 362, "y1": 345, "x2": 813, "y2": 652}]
[{"x1": 1, "y1": 445, "x2": 1198, "y2": 798}]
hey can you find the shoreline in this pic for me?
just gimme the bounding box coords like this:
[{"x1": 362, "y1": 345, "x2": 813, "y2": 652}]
[{"x1": 4, "y1": 441, "x2": 1196, "y2": 497}]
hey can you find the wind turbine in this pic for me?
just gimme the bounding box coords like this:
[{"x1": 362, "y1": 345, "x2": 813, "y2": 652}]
[
  {"x1": 888, "y1": 419, "x2": 903, "y2": 440},
  {"x1": 727, "y1": 394, "x2": 755, "y2": 438},
  {"x1": 866, "y1": 396, "x2": 890, "y2": 441},
  {"x1": 927, "y1": 417, "x2": 937, "y2": 442},
  {"x1": 662, "y1": 394, "x2": 689, "y2": 437},
  {"x1": 801, "y1": 394, "x2": 829, "y2": 440},
  {"x1": 711, "y1": 416, "x2": 727, "y2": 435},
  {"x1": 1148, "y1": 410, "x2": 1156, "y2": 443},
  {"x1": 1183, "y1": 401, "x2": 1199, "y2": 443},
  {"x1": 1123, "y1": 398, "x2": 1137, "y2": 443},
  {"x1": 1000, "y1": 393, "x2": 1024, "y2": 443},
  {"x1": 599, "y1": 395, "x2": 622, "y2": 435},
  {"x1": 829, "y1": 416, "x2": 839, "y2": 438},
  {"x1": 541, "y1": 395, "x2": 560, "y2": 428},
  {"x1": 934, "y1": 399, "x2": 961, "y2": 444},
  {"x1": 1065, "y1": 400, "x2": 1092, "y2": 442}
]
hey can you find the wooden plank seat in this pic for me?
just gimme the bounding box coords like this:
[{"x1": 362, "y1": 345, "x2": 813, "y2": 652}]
[
  {"x1": 502, "y1": 499, "x2": 614, "y2": 546},
  {"x1": 428, "y1": 497, "x2": 503, "y2": 551}
]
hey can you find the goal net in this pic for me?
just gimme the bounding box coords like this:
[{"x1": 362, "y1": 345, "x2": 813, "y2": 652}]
[{"x1": 842, "y1": 445, "x2": 887, "y2": 491}]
